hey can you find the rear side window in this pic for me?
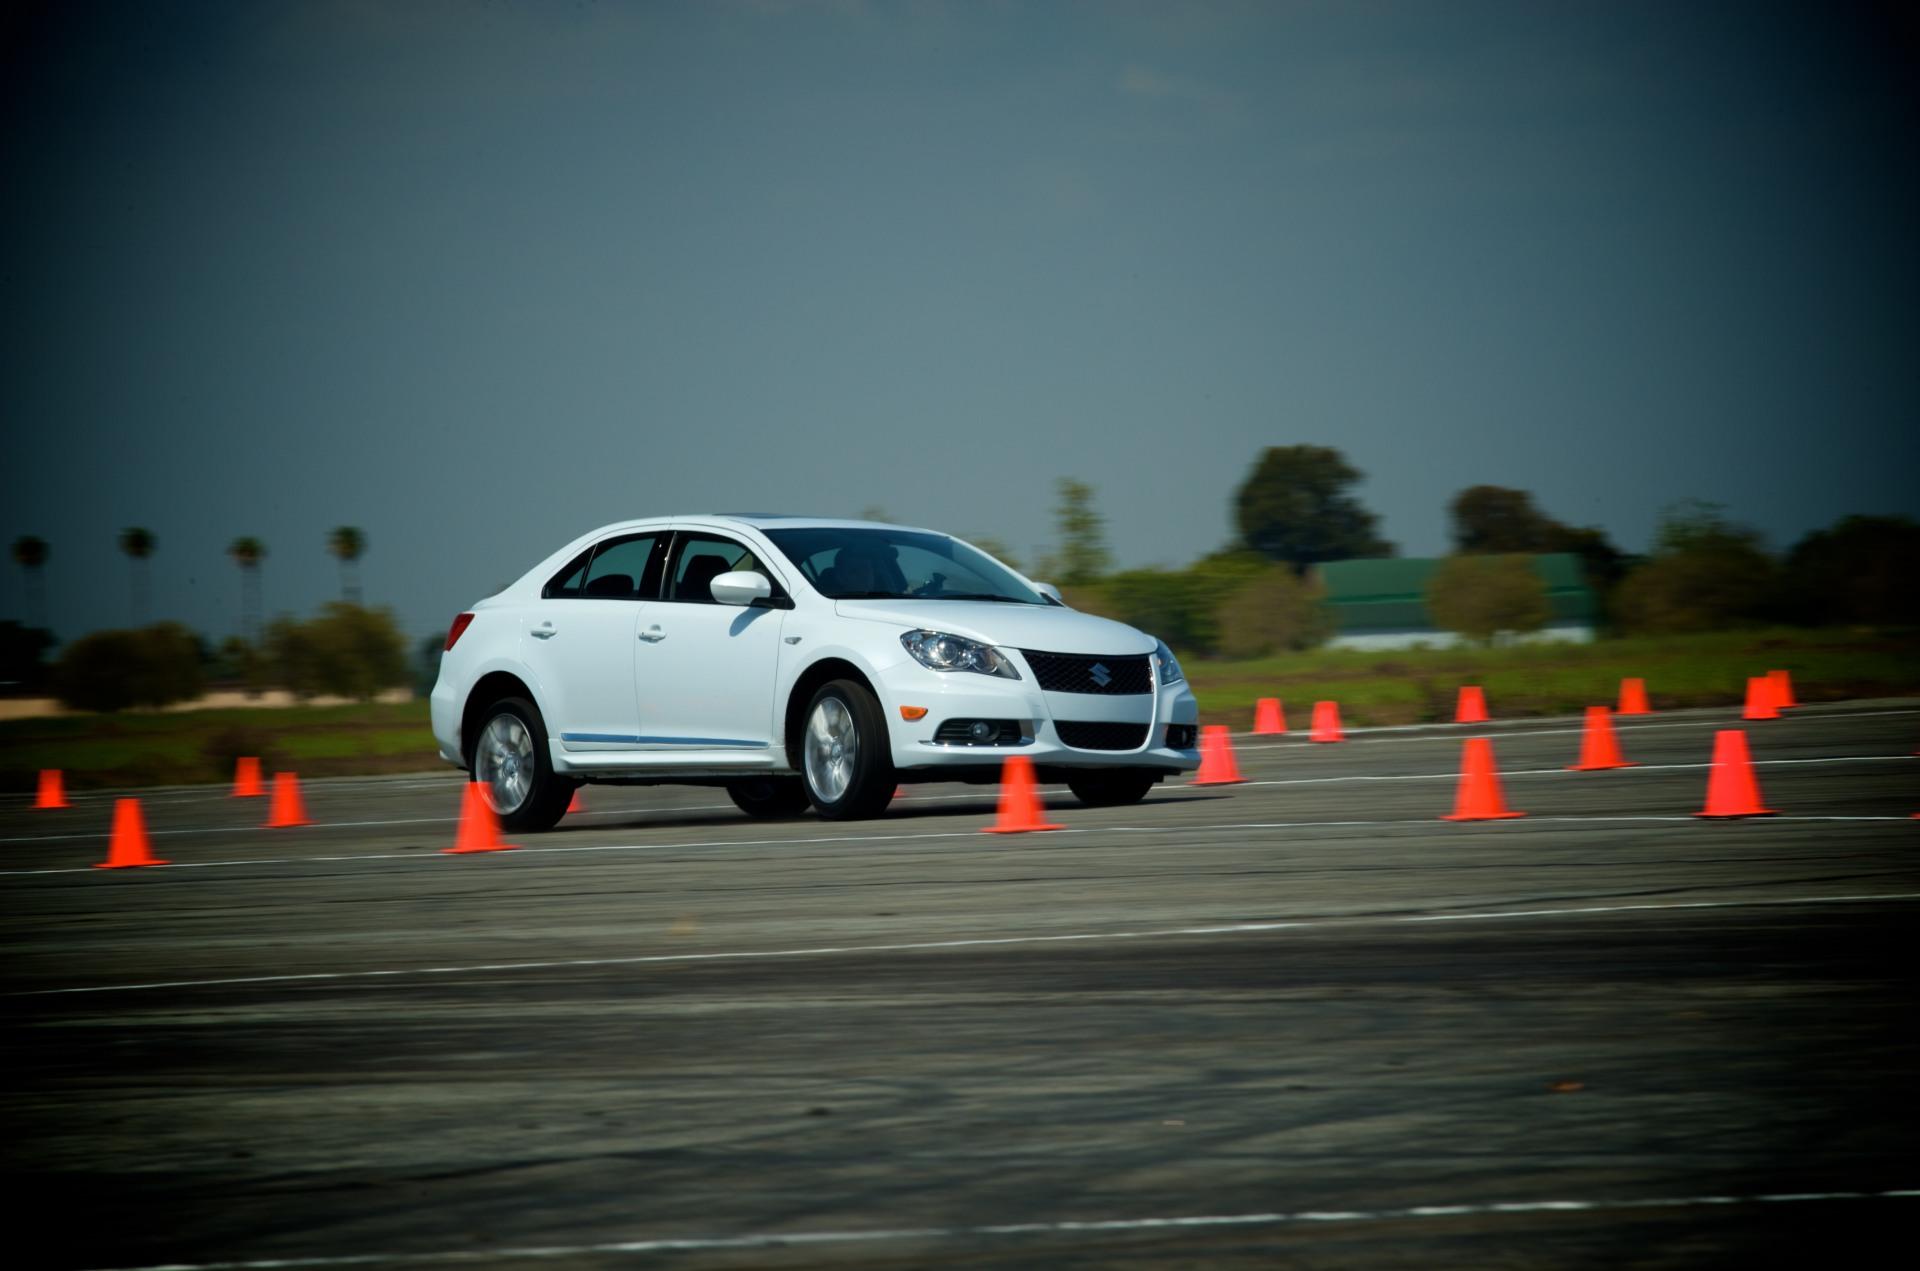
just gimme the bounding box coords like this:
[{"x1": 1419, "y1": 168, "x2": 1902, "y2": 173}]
[{"x1": 545, "y1": 534, "x2": 667, "y2": 600}]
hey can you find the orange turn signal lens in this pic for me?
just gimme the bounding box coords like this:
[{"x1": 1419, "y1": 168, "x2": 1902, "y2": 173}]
[{"x1": 899, "y1": 705, "x2": 928, "y2": 721}]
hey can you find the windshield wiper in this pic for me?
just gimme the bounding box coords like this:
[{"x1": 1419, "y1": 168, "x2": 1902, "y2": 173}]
[
  {"x1": 924, "y1": 593, "x2": 1036, "y2": 603},
  {"x1": 830, "y1": 591, "x2": 910, "y2": 600}
]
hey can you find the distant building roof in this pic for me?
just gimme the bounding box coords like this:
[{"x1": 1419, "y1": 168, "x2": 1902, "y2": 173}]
[{"x1": 1316, "y1": 554, "x2": 1595, "y2": 634}]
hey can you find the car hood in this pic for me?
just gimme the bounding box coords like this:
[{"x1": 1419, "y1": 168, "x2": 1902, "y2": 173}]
[{"x1": 832, "y1": 599, "x2": 1157, "y2": 655}]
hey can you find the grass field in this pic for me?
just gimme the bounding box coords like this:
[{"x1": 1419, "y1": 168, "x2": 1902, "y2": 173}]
[{"x1": 3, "y1": 627, "x2": 1916, "y2": 791}]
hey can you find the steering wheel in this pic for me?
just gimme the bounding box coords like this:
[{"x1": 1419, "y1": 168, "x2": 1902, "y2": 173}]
[{"x1": 912, "y1": 572, "x2": 948, "y2": 597}]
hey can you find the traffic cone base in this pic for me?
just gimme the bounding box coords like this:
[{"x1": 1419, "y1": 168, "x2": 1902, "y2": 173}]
[
  {"x1": 1695, "y1": 729, "x2": 1775, "y2": 818},
  {"x1": 1309, "y1": 700, "x2": 1345, "y2": 743},
  {"x1": 1191, "y1": 725, "x2": 1247, "y2": 786},
  {"x1": 1567, "y1": 705, "x2": 1637, "y2": 772},
  {"x1": 1617, "y1": 677, "x2": 1653, "y2": 716},
  {"x1": 446, "y1": 782, "x2": 519, "y2": 852},
  {"x1": 231, "y1": 756, "x2": 264, "y2": 797},
  {"x1": 1253, "y1": 697, "x2": 1286, "y2": 735},
  {"x1": 1742, "y1": 676, "x2": 1779, "y2": 722},
  {"x1": 983, "y1": 756, "x2": 1064, "y2": 833},
  {"x1": 264, "y1": 772, "x2": 313, "y2": 828},
  {"x1": 35, "y1": 769, "x2": 69, "y2": 810},
  {"x1": 1442, "y1": 738, "x2": 1526, "y2": 821},
  {"x1": 1455, "y1": 685, "x2": 1489, "y2": 724},
  {"x1": 97, "y1": 797, "x2": 167, "y2": 868}
]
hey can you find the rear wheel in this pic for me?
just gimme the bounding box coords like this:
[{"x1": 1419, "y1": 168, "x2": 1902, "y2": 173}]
[
  {"x1": 1065, "y1": 768, "x2": 1159, "y2": 807},
  {"x1": 726, "y1": 776, "x2": 812, "y2": 819},
  {"x1": 800, "y1": 680, "x2": 895, "y2": 820},
  {"x1": 471, "y1": 697, "x2": 572, "y2": 832}
]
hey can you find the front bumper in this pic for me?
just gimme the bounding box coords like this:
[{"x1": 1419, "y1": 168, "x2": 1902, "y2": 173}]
[{"x1": 878, "y1": 660, "x2": 1200, "y2": 774}]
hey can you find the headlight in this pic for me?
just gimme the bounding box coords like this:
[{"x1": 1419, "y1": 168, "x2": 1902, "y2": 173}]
[
  {"x1": 1153, "y1": 638, "x2": 1184, "y2": 685},
  {"x1": 900, "y1": 630, "x2": 1021, "y2": 679}
]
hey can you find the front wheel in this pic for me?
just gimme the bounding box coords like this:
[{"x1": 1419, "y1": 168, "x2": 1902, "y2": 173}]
[
  {"x1": 800, "y1": 680, "x2": 896, "y2": 820},
  {"x1": 1065, "y1": 768, "x2": 1159, "y2": 807},
  {"x1": 471, "y1": 697, "x2": 573, "y2": 833},
  {"x1": 726, "y1": 776, "x2": 812, "y2": 819}
]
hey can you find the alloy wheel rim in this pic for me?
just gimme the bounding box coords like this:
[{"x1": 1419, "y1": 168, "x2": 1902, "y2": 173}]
[
  {"x1": 805, "y1": 697, "x2": 857, "y2": 803},
  {"x1": 476, "y1": 713, "x2": 536, "y2": 814}
]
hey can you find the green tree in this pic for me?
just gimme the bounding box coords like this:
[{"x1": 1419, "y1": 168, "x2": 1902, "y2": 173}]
[
  {"x1": 328, "y1": 526, "x2": 366, "y2": 604},
  {"x1": 119, "y1": 526, "x2": 156, "y2": 625},
  {"x1": 1783, "y1": 514, "x2": 1920, "y2": 626},
  {"x1": 54, "y1": 623, "x2": 205, "y2": 712},
  {"x1": 229, "y1": 537, "x2": 267, "y2": 642},
  {"x1": 266, "y1": 603, "x2": 409, "y2": 701},
  {"x1": 1041, "y1": 477, "x2": 1110, "y2": 586},
  {"x1": 1448, "y1": 486, "x2": 1559, "y2": 553},
  {"x1": 0, "y1": 620, "x2": 56, "y2": 692},
  {"x1": 1612, "y1": 502, "x2": 1778, "y2": 634},
  {"x1": 1234, "y1": 445, "x2": 1393, "y2": 571},
  {"x1": 1215, "y1": 563, "x2": 1334, "y2": 658},
  {"x1": 11, "y1": 535, "x2": 49, "y2": 630},
  {"x1": 1425, "y1": 554, "x2": 1552, "y2": 645}
]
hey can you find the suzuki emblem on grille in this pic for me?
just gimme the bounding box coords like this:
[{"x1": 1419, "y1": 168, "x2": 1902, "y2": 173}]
[{"x1": 1088, "y1": 662, "x2": 1112, "y2": 688}]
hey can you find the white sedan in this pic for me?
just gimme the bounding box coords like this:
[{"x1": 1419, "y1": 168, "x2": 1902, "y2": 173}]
[{"x1": 430, "y1": 515, "x2": 1201, "y2": 830}]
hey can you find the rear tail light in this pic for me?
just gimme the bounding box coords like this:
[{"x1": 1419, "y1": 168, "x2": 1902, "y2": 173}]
[{"x1": 444, "y1": 612, "x2": 476, "y2": 651}]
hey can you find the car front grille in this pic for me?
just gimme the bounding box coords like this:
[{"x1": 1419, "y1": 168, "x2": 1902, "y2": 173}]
[
  {"x1": 1020, "y1": 650, "x2": 1153, "y2": 695},
  {"x1": 1054, "y1": 721, "x2": 1150, "y2": 751}
]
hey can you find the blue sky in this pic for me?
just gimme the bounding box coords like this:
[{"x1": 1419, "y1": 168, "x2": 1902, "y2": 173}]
[{"x1": 2, "y1": 0, "x2": 1915, "y2": 644}]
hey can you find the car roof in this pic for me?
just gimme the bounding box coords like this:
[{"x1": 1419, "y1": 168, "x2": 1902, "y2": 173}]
[{"x1": 581, "y1": 514, "x2": 944, "y2": 537}]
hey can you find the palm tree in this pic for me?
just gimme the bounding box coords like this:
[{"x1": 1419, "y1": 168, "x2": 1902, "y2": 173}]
[
  {"x1": 11, "y1": 535, "x2": 49, "y2": 630},
  {"x1": 328, "y1": 526, "x2": 366, "y2": 604},
  {"x1": 119, "y1": 527, "x2": 156, "y2": 625},
  {"x1": 228, "y1": 536, "x2": 267, "y2": 643}
]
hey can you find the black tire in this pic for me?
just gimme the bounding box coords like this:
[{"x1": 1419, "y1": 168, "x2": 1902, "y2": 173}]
[
  {"x1": 726, "y1": 776, "x2": 812, "y2": 819},
  {"x1": 798, "y1": 679, "x2": 896, "y2": 820},
  {"x1": 1065, "y1": 768, "x2": 1159, "y2": 807},
  {"x1": 470, "y1": 696, "x2": 573, "y2": 833}
]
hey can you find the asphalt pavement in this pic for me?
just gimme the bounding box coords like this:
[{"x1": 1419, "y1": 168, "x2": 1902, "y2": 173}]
[{"x1": 3, "y1": 698, "x2": 1917, "y2": 1269}]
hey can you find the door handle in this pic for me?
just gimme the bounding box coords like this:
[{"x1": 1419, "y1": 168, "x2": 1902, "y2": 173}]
[
  {"x1": 639, "y1": 626, "x2": 666, "y2": 643},
  {"x1": 532, "y1": 623, "x2": 557, "y2": 640}
]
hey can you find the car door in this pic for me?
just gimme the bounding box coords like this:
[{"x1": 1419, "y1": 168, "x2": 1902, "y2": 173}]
[
  {"x1": 633, "y1": 530, "x2": 788, "y2": 751},
  {"x1": 518, "y1": 532, "x2": 667, "y2": 752}
]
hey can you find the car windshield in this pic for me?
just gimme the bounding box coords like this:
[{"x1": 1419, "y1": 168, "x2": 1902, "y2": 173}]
[{"x1": 764, "y1": 527, "x2": 1049, "y2": 604}]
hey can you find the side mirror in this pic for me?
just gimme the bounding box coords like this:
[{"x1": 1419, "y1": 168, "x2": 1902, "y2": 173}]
[
  {"x1": 710, "y1": 571, "x2": 773, "y2": 607},
  {"x1": 1033, "y1": 581, "x2": 1064, "y2": 604}
]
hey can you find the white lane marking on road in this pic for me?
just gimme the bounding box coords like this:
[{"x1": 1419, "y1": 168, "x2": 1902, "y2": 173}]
[
  {"x1": 3, "y1": 807, "x2": 1915, "y2": 878},
  {"x1": 75, "y1": 1187, "x2": 1920, "y2": 1270},
  {"x1": 20, "y1": 891, "x2": 1920, "y2": 997},
  {"x1": 5, "y1": 749, "x2": 1912, "y2": 845}
]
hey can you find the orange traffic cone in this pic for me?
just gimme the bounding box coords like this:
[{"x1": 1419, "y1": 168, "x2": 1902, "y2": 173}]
[
  {"x1": 1442, "y1": 738, "x2": 1526, "y2": 821},
  {"x1": 1567, "y1": 705, "x2": 1637, "y2": 771},
  {"x1": 1308, "y1": 700, "x2": 1345, "y2": 743},
  {"x1": 1455, "y1": 685, "x2": 1489, "y2": 724},
  {"x1": 97, "y1": 798, "x2": 167, "y2": 868},
  {"x1": 567, "y1": 787, "x2": 585, "y2": 814},
  {"x1": 1253, "y1": 697, "x2": 1286, "y2": 735},
  {"x1": 231, "y1": 756, "x2": 264, "y2": 797},
  {"x1": 982, "y1": 755, "x2": 1064, "y2": 833},
  {"x1": 1742, "y1": 675, "x2": 1779, "y2": 721},
  {"x1": 1695, "y1": 729, "x2": 1775, "y2": 818},
  {"x1": 1617, "y1": 677, "x2": 1652, "y2": 715},
  {"x1": 264, "y1": 772, "x2": 312, "y2": 828},
  {"x1": 446, "y1": 782, "x2": 519, "y2": 853},
  {"x1": 34, "y1": 769, "x2": 69, "y2": 810},
  {"x1": 1769, "y1": 669, "x2": 1798, "y2": 709},
  {"x1": 1191, "y1": 725, "x2": 1247, "y2": 785}
]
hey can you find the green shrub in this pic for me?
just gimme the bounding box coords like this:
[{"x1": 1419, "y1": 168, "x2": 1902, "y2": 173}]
[
  {"x1": 1215, "y1": 565, "x2": 1334, "y2": 658},
  {"x1": 54, "y1": 623, "x2": 206, "y2": 712},
  {"x1": 265, "y1": 603, "x2": 409, "y2": 700},
  {"x1": 1425, "y1": 554, "x2": 1551, "y2": 645}
]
